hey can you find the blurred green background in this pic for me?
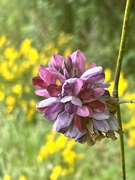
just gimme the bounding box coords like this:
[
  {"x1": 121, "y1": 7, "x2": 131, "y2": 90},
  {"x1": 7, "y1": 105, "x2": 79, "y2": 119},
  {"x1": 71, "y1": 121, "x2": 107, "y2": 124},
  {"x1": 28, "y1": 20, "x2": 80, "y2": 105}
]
[{"x1": 0, "y1": 0, "x2": 135, "y2": 180}]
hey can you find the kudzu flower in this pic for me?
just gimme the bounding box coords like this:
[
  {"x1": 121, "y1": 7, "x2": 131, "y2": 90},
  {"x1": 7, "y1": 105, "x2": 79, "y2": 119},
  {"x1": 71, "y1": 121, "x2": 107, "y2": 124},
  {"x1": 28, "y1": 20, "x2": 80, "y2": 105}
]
[{"x1": 32, "y1": 50, "x2": 120, "y2": 146}]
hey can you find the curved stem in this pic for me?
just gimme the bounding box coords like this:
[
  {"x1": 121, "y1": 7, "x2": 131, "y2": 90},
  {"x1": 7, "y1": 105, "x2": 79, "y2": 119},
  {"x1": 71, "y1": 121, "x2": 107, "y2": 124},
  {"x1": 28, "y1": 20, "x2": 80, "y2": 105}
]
[
  {"x1": 118, "y1": 99, "x2": 135, "y2": 105},
  {"x1": 112, "y1": 0, "x2": 132, "y2": 180}
]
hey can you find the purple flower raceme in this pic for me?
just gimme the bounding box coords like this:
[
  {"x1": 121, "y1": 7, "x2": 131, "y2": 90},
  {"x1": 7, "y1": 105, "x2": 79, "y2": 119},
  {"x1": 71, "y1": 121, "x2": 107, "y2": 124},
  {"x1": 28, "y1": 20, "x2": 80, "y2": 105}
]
[{"x1": 32, "y1": 50, "x2": 120, "y2": 146}]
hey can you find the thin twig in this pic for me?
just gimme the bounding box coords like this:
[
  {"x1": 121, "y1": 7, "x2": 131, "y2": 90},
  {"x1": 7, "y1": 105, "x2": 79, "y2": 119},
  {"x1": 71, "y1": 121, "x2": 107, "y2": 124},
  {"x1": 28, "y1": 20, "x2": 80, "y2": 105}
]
[
  {"x1": 118, "y1": 99, "x2": 135, "y2": 105},
  {"x1": 112, "y1": 0, "x2": 132, "y2": 180}
]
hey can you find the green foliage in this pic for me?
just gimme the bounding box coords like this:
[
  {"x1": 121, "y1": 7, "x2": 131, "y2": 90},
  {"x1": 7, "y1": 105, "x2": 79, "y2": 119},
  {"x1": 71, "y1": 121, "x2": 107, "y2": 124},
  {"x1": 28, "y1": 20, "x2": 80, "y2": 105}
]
[{"x1": 0, "y1": 0, "x2": 135, "y2": 75}]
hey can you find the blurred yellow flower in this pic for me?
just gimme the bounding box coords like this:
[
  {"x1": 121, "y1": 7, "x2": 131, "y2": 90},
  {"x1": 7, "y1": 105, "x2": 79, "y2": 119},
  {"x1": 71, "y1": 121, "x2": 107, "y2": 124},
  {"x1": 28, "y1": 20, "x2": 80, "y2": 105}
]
[
  {"x1": 3, "y1": 175, "x2": 11, "y2": 180},
  {"x1": 129, "y1": 129, "x2": 135, "y2": 139},
  {"x1": 18, "y1": 175, "x2": 27, "y2": 180},
  {"x1": 5, "y1": 96, "x2": 15, "y2": 106},
  {"x1": 108, "y1": 72, "x2": 128, "y2": 96},
  {"x1": 0, "y1": 35, "x2": 6, "y2": 48},
  {"x1": 50, "y1": 165, "x2": 62, "y2": 180},
  {"x1": 12, "y1": 83, "x2": 22, "y2": 96},
  {"x1": 64, "y1": 48, "x2": 72, "y2": 57},
  {"x1": 119, "y1": 72, "x2": 128, "y2": 96},
  {"x1": 28, "y1": 48, "x2": 39, "y2": 62},
  {"x1": 127, "y1": 138, "x2": 135, "y2": 147},
  {"x1": 20, "y1": 39, "x2": 32, "y2": 55},
  {"x1": 124, "y1": 93, "x2": 135, "y2": 110},
  {"x1": 29, "y1": 100, "x2": 36, "y2": 107},
  {"x1": 4, "y1": 47, "x2": 19, "y2": 61},
  {"x1": 62, "y1": 149, "x2": 77, "y2": 165},
  {"x1": 55, "y1": 134, "x2": 67, "y2": 150},
  {"x1": 6, "y1": 105, "x2": 14, "y2": 113},
  {"x1": 0, "y1": 91, "x2": 5, "y2": 101},
  {"x1": 26, "y1": 109, "x2": 35, "y2": 121},
  {"x1": 105, "y1": 68, "x2": 112, "y2": 82}
]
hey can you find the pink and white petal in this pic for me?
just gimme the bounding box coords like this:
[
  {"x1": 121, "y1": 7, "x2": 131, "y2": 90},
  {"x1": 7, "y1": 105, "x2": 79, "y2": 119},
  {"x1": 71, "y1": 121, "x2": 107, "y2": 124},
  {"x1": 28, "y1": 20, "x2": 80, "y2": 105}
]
[
  {"x1": 36, "y1": 97, "x2": 60, "y2": 108},
  {"x1": 93, "y1": 108, "x2": 110, "y2": 120},
  {"x1": 49, "y1": 54, "x2": 64, "y2": 70},
  {"x1": 53, "y1": 111, "x2": 74, "y2": 132},
  {"x1": 39, "y1": 65, "x2": 65, "y2": 85},
  {"x1": 61, "y1": 96, "x2": 72, "y2": 103},
  {"x1": 71, "y1": 96, "x2": 82, "y2": 106},
  {"x1": 81, "y1": 66, "x2": 103, "y2": 79},
  {"x1": 88, "y1": 63, "x2": 97, "y2": 69},
  {"x1": 35, "y1": 89, "x2": 51, "y2": 97},
  {"x1": 73, "y1": 78, "x2": 83, "y2": 96},
  {"x1": 93, "y1": 88, "x2": 105, "y2": 99},
  {"x1": 70, "y1": 50, "x2": 86, "y2": 76},
  {"x1": 45, "y1": 103, "x2": 62, "y2": 121},
  {"x1": 76, "y1": 106, "x2": 90, "y2": 117}
]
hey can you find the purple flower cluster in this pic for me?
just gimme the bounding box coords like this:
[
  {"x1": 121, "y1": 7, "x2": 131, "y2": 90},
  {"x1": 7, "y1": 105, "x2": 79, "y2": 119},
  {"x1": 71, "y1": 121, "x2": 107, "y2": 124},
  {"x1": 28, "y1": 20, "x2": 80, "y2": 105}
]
[{"x1": 32, "y1": 50, "x2": 120, "y2": 145}]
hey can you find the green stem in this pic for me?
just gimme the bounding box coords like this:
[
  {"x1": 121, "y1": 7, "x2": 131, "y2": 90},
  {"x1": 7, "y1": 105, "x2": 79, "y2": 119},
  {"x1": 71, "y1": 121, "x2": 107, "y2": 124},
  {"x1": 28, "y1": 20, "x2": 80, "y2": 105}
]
[
  {"x1": 118, "y1": 99, "x2": 135, "y2": 105},
  {"x1": 112, "y1": 0, "x2": 132, "y2": 180}
]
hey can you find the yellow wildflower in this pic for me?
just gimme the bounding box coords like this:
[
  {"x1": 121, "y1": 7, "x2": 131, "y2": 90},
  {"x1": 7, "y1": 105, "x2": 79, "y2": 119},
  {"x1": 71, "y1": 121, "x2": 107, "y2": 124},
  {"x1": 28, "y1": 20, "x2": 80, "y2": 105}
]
[
  {"x1": 0, "y1": 91, "x2": 5, "y2": 101},
  {"x1": 4, "y1": 47, "x2": 19, "y2": 61},
  {"x1": 28, "y1": 48, "x2": 39, "y2": 63},
  {"x1": 127, "y1": 138, "x2": 135, "y2": 147},
  {"x1": 18, "y1": 176, "x2": 27, "y2": 180},
  {"x1": 55, "y1": 134, "x2": 67, "y2": 150},
  {"x1": 105, "y1": 68, "x2": 112, "y2": 82},
  {"x1": 29, "y1": 100, "x2": 36, "y2": 108},
  {"x1": 62, "y1": 149, "x2": 77, "y2": 165},
  {"x1": 45, "y1": 131, "x2": 56, "y2": 141},
  {"x1": 3, "y1": 175, "x2": 11, "y2": 180},
  {"x1": 6, "y1": 106, "x2": 14, "y2": 113},
  {"x1": 64, "y1": 48, "x2": 72, "y2": 57},
  {"x1": 37, "y1": 145, "x2": 48, "y2": 161},
  {"x1": 26, "y1": 109, "x2": 35, "y2": 121},
  {"x1": 129, "y1": 129, "x2": 135, "y2": 139},
  {"x1": 5, "y1": 96, "x2": 15, "y2": 106},
  {"x1": 12, "y1": 83, "x2": 22, "y2": 96},
  {"x1": 0, "y1": 35, "x2": 6, "y2": 48},
  {"x1": 119, "y1": 72, "x2": 128, "y2": 96},
  {"x1": 124, "y1": 93, "x2": 135, "y2": 110},
  {"x1": 20, "y1": 39, "x2": 32, "y2": 55},
  {"x1": 50, "y1": 165, "x2": 62, "y2": 180}
]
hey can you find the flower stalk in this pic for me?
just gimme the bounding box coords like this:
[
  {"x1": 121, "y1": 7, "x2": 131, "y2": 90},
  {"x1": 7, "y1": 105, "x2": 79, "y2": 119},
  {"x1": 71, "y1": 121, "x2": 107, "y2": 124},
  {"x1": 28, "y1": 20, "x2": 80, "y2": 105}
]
[
  {"x1": 112, "y1": 0, "x2": 132, "y2": 179},
  {"x1": 118, "y1": 99, "x2": 135, "y2": 105}
]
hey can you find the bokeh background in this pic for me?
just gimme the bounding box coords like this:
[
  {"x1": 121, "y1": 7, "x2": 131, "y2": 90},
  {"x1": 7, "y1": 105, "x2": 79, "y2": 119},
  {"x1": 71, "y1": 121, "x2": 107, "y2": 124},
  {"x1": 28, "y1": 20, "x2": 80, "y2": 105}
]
[{"x1": 0, "y1": 0, "x2": 135, "y2": 180}]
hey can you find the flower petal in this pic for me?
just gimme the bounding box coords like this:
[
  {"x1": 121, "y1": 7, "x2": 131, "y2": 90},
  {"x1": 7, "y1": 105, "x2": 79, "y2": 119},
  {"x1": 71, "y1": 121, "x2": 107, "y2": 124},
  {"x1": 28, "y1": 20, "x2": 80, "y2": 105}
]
[
  {"x1": 49, "y1": 54, "x2": 64, "y2": 70},
  {"x1": 81, "y1": 66, "x2": 103, "y2": 79},
  {"x1": 93, "y1": 107, "x2": 110, "y2": 120},
  {"x1": 47, "y1": 84, "x2": 62, "y2": 97},
  {"x1": 74, "y1": 115, "x2": 84, "y2": 132},
  {"x1": 32, "y1": 77, "x2": 47, "y2": 88},
  {"x1": 39, "y1": 65, "x2": 65, "y2": 85},
  {"x1": 73, "y1": 78, "x2": 83, "y2": 96},
  {"x1": 35, "y1": 89, "x2": 51, "y2": 97},
  {"x1": 92, "y1": 119, "x2": 110, "y2": 132},
  {"x1": 108, "y1": 114, "x2": 120, "y2": 131},
  {"x1": 53, "y1": 111, "x2": 74, "y2": 132},
  {"x1": 36, "y1": 97, "x2": 60, "y2": 108},
  {"x1": 45, "y1": 103, "x2": 62, "y2": 121},
  {"x1": 70, "y1": 50, "x2": 86, "y2": 76},
  {"x1": 76, "y1": 106, "x2": 90, "y2": 117}
]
